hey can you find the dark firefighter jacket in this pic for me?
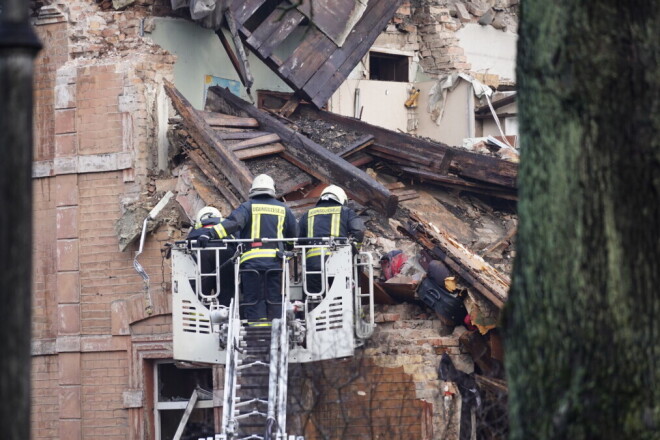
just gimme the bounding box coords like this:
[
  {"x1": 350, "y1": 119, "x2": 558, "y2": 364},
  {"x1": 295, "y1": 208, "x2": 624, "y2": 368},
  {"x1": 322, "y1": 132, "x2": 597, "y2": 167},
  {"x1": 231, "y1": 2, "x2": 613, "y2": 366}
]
[
  {"x1": 298, "y1": 200, "x2": 365, "y2": 258},
  {"x1": 209, "y1": 195, "x2": 297, "y2": 264},
  {"x1": 187, "y1": 217, "x2": 235, "y2": 305}
]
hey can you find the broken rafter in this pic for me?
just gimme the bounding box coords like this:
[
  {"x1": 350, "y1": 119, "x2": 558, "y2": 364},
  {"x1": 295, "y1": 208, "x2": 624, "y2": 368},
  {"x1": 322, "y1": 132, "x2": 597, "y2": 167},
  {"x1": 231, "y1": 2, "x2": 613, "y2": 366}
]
[
  {"x1": 215, "y1": 130, "x2": 272, "y2": 140},
  {"x1": 164, "y1": 80, "x2": 253, "y2": 200},
  {"x1": 231, "y1": 133, "x2": 281, "y2": 151},
  {"x1": 234, "y1": 143, "x2": 285, "y2": 160},
  {"x1": 399, "y1": 211, "x2": 509, "y2": 309},
  {"x1": 202, "y1": 112, "x2": 259, "y2": 128},
  {"x1": 206, "y1": 86, "x2": 398, "y2": 217},
  {"x1": 187, "y1": 149, "x2": 242, "y2": 208},
  {"x1": 297, "y1": 105, "x2": 518, "y2": 190},
  {"x1": 337, "y1": 134, "x2": 375, "y2": 158}
]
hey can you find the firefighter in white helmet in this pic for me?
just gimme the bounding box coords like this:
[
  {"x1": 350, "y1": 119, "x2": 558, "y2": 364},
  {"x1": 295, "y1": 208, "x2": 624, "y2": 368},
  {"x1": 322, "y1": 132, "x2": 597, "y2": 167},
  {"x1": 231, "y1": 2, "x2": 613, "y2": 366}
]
[
  {"x1": 200, "y1": 174, "x2": 297, "y2": 322},
  {"x1": 298, "y1": 185, "x2": 365, "y2": 294},
  {"x1": 187, "y1": 206, "x2": 235, "y2": 305}
]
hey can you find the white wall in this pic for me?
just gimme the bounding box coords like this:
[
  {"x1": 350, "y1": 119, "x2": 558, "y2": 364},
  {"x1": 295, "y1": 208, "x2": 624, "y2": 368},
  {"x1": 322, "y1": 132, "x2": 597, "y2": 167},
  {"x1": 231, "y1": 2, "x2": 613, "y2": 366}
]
[
  {"x1": 148, "y1": 18, "x2": 292, "y2": 109},
  {"x1": 416, "y1": 80, "x2": 473, "y2": 147},
  {"x1": 456, "y1": 23, "x2": 517, "y2": 82},
  {"x1": 327, "y1": 79, "x2": 413, "y2": 133}
]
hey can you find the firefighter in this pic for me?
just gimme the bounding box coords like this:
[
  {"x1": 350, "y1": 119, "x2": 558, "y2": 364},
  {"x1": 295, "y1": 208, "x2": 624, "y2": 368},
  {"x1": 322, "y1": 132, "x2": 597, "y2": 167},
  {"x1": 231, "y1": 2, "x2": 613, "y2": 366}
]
[
  {"x1": 187, "y1": 206, "x2": 235, "y2": 306},
  {"x1": 298, "y1": 185, "x2": 365, "y2": 294},
  {"x1": 199, "y1": 174, "x2": 297, "y2": 322}
]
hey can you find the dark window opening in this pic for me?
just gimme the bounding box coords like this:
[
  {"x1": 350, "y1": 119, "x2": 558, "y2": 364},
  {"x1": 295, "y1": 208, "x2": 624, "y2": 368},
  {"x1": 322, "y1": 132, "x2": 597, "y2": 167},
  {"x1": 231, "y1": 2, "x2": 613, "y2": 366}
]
[
  {"x1": 155, "y1": 362, "x2": 215, "y2": 440},
  {"x1": 369, "y1": 52, "x2": 409, "y2": 82}
]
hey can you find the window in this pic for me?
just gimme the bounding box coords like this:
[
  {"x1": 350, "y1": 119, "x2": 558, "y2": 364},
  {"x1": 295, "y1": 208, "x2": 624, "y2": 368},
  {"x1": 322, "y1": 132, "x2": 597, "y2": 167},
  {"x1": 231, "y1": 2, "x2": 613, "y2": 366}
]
[
  {"x1": 154, "y1": 361, "x2": 215, "y2": 440},
  {"x1": 368, "y1": 52, "x2": 410, "y2": 82}
]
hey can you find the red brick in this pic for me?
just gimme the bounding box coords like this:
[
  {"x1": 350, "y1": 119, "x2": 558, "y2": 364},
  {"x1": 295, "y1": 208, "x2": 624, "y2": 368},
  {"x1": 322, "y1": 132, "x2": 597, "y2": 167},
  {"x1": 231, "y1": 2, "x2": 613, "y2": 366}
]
[
  {"x1": 58, "y1": 352, "x2": 81, "y2": 385},
  {"x1": 58, "y1": 304, "x2": 80, "y2": 334},
  {"x1": 57, "y1": 271, "x2": 80, "y2": 304},
  {"x1": 59, "y1": 386, "x2": 82, "y2": 418},
  {"x1": 55, "y1": 133, "x2": 77, "y2": 156},
  {"x1": 56, "y1": 206, "x2": 79, "y2": 239},
  {"x1": 55, "y1": 174, "x2": 79, "y2": 207},
  {"x1": 57, "y1": 239, "x2": 79, "y2": 271},
  {"x1": 59, "y1": 419, "x2": 81, "y2": 440},
  {"x1": 54, "y1": 108, "x2": 76, "y2": 134}
]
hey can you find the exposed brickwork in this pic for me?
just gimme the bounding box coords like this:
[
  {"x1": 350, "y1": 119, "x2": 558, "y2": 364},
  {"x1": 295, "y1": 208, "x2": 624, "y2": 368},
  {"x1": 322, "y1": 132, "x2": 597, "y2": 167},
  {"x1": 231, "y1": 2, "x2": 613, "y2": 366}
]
[
  {"x1": 31, "y1": 355, "x2": 60, "y2": 439},
  {"x1": 34, "y1": 19, "x2": 69, "y2": 161},
  {"x1": 80, "y1": 351, "x2": 130, "y2": 439},
  {"x1": 77, "y1": 65, "x2": 124, "y2": 155},
  {"x1": 33, "y1": 177, "x2": 58, "y2": 341}
]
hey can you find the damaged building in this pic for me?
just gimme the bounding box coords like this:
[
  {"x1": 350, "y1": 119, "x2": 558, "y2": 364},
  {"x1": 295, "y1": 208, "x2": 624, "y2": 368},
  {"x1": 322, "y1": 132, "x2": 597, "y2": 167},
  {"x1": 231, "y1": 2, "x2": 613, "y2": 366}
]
[{"x1": 29, "y1": 0, "x2": 519, "y2": 439}]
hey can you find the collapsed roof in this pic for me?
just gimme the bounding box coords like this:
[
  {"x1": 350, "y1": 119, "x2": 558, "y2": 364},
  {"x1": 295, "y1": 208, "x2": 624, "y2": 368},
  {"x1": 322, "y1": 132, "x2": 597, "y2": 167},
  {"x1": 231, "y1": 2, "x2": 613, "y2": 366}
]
[
  {"x1": 163, "y1": 81, "x2": 517, "y2": 324},
  {"x1": 170, "y1": 0, "x2": 402, "y2": 107}
]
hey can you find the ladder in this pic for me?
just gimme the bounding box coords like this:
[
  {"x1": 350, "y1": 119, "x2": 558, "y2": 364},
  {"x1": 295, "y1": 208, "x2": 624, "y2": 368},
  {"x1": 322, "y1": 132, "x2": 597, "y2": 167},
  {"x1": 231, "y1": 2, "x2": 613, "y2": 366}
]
[{"x1": 220, "y1": 256, "x2": 292, "y2": 440}]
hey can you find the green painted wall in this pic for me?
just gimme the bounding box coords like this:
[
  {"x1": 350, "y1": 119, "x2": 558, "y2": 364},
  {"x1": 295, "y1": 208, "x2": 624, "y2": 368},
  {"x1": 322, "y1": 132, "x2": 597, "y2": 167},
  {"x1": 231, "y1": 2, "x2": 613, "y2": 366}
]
[{"x1": 148, "y1": 18, "x2": 293, "y2": 109}]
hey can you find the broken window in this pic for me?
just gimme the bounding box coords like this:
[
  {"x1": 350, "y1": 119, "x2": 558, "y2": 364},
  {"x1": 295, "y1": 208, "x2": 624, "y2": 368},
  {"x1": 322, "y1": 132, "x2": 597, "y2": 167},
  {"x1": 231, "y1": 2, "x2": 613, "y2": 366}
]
[
  {"x1": 154, "y1": 361, "x2": 215, "y2": 440},
  {"x1": 368, "y1": 52, "x2": 410, "y2": 82}
]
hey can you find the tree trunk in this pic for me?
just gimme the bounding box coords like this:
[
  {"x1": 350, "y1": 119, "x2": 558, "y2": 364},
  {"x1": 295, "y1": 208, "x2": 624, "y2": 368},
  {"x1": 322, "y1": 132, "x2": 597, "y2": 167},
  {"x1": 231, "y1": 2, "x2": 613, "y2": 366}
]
[
  {"x1": 0, "y1": 1, "x2": 41, "y2": 438},
  {"x1": 505, "y1": 1, "x2": 660, "y2": 439}
]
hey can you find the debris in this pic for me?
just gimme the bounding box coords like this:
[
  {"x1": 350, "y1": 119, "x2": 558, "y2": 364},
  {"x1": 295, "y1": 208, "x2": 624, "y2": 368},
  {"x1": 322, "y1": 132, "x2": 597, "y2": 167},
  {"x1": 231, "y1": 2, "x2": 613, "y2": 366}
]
[
  {"x1": 206, "y1": 85, "x2": 398, "y2": 217},
  {"x1": 164, "y1": 80, "x2": 253, "y2": 199},
  {"x1": 400, "y1": 212, "x2": 509, "y2": 309}
]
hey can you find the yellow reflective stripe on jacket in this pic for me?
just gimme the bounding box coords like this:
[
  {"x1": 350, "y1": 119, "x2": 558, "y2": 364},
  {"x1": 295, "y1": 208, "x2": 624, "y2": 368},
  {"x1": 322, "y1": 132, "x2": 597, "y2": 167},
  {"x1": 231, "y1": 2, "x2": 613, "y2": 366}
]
[
  {"x1": 250, "y1": 204, "x2": 286, "y2": 239},
  {"x1": 213, "y1": 224, "x2": 228, "y2": 239},
  {"x1": 306, "y1": 247, "x2": 333, "y2": 259},
  {"x1": 307, "y1": 206, "x2": 342, "y2": 238},
  {"x1": 240, "y1": 248, "x2": 278, "y2": 263}
]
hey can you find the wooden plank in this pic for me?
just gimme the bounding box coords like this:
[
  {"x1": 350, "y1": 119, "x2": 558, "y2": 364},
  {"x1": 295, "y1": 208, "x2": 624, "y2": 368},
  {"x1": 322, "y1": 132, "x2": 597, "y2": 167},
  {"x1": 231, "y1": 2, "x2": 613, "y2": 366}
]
[
  {"x1": 349, "y1": 152, "x2": 374, "y2": 167},
  {"x1": 231, "y1": 0, "x2": 267, "y2": 25},
  {"x1": 231, "y1": 133, "x2": 281, "y2": 151},
  {"x1": 188, "y1": 149, "x2": 242, "y2": 208},
  {"x1": 284, "y1": 197, "x2": 317, "y2": 209},
  {"x1": 207, "y1": 85, "x2": 398, "y2": 217},
  {"x1": 399, "y1": 212, "x2": 510, "y2": 309},
  {"x1": 278, "y1": 27, "x2": 336, "y2": 88},
  {"x1": 202, "y1": 112, "x2": 260, "y2": 128},
  {"x1": 247, "y1": 7, "x2": 305, "y2": 58},
  {"x1": 216, "y1": 28, "x2": 248, "y2": 87},
  {"x1": 307, "y1": 0, "x2": 403, "y2": 106},
  {"x1": 164, "y1": 80, "x2": 253, "y2": 200},
  {"x1": 298, "y1": 105, "x2": 518, "y2": 188},
  {"x1": 278, "y1": 94, "x2": 301, "y2": 118},
  {"x1": 234, "y1": 142, "x2": 285, "y2": 160},
  {"x1": 296, "y1": 0, "x2": 358, "y2": 45},
  {"x1": 173, "y1": 390, "x2": 198, "y2": 440},
  {"x1": 215, "y1": 130, "x2": 272, "y2": 140},
  {"x1": 337, "y1": 134, "x2": 374, "y2": 158},
  {"x1": 224, "y1": 8, "x2": 254, "y2": 90},
  {"x1": 370, "y1": 143, "x2": 437, "y2": 167},
  {"x1": 386, "y1": 182, "x2": 406, "y2": 190},
  {"x1": 399, "y1": 166, "x2": 517, "y2": 200}
]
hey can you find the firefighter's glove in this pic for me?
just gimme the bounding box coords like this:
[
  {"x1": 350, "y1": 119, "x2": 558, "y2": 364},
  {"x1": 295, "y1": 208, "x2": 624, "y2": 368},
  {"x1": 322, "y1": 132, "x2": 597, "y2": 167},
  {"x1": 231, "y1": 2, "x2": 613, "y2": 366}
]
[{"x1": 198, "y1": 234, "x2": 210, "y2": 248}]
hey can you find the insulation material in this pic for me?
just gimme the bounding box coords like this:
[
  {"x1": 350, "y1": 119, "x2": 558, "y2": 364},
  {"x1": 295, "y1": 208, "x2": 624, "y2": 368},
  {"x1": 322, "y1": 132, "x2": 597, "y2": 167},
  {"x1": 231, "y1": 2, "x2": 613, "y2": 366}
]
[{"x1": 428, "y1": 73, "x2": 493, "y2": 125}]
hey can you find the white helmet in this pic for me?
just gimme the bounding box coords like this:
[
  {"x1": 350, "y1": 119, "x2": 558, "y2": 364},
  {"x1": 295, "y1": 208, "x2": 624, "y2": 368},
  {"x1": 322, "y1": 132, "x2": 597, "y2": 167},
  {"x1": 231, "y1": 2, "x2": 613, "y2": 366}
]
[
  {"x1": 196, "y1": 206, "x2": 222, "y2": 224},
  {"x1": 249, "y1": 174, "x2": 276, "y2": 198},
  {"x1": 320, "y1": 185, "x2": 347, "y2": 205}
]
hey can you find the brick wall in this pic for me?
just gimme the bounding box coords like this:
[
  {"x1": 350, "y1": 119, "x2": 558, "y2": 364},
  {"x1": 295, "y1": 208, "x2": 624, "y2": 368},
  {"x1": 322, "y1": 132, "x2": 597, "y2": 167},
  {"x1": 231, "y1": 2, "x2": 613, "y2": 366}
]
[
  {"x1": 34, "y1": 17, "x2": 69, "y2": 161},
  {"x1": 81, "y1": 351, "x2": 129, "y2": 439},
  {"x1": 31, "y1": 355, "x2": 59, "y2": 439},
  {"x1": 77, "y1": 65, "x2": 124, "y2": 155},
  {"x1": 79, "y1": 171, "x2": 136, "y2": 335}
]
